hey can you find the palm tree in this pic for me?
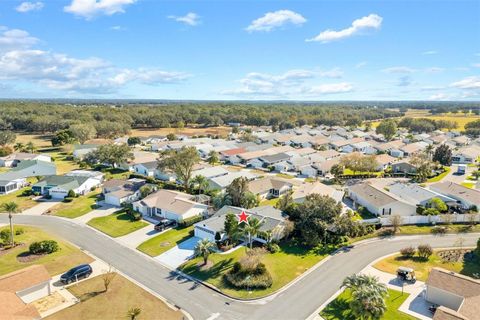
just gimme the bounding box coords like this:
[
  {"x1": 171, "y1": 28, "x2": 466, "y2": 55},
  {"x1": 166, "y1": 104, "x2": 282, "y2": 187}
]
[
  {"x1": 192, "y1": 175, "x2": 209, "y2": 195},
  {"x1": 343, "y1": 274, "x2": 388, "y2": 320},
  {"x1": 13, "y1": 142, "x2": 25, "y2": 152},
  {"x1": 194, "y1": 238, "x2": 216, "y2": 265},
  {"x1": 425, "y1": 144, "x2": 434, "y2": 160},
  {"x1": 2, "y1": 202, "x2": 18, "y2": 247},
  {"x1": 242, "y1": 217, "x2": 263, "y2": 249},
  {"x1": 26, "y1": 141, "x2": 36, "y2": 154},
  {"x1": 126, "y1": 307, "x2": 141, "y2": 320}
]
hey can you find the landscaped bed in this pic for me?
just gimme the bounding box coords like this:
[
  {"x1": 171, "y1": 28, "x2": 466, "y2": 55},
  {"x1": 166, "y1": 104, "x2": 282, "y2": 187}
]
[
  {"x1": 179, "y1": 242, "x2": 332, "y2": 299},
  {"x1": 87, "y1": 210, "x2": 148, "y2": 237},
  {"x1": 373, "y1": 248, "x2": 480, "y2": 281},
  {"x1": 426, "y1": 166, "x2": 451, "y2": 183},
  {"x1": 49, "y1": 191, "x2": 100, "y2": 218},
  {"x1": 320, "y1": 288, "x2": 415, "y2": 320},
  {"x1": 0, "y1": 225, "x2": 93, "y2": 276},
  {"x1": 46, "y1": 274, "x2": 183, "y2": 320},
  {"x1": 137, "y1": 226, "x2": 193, "y2": 256}
]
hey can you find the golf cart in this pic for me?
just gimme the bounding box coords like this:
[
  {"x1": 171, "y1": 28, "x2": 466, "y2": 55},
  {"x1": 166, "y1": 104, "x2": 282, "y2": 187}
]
[{"x1": 397, "y1": 266, "x2": 416, "y2": 283}]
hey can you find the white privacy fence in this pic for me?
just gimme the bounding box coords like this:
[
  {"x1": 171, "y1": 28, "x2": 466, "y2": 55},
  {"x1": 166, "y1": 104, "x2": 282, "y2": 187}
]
[{"x1": 361, "y1": 214, "x2": 480, "y2": 226}]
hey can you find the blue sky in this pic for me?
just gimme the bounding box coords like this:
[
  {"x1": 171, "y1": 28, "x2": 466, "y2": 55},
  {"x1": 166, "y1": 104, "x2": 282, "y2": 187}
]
[{"x1": 0, "y1": 0, "x2": 479, "y2": 100}]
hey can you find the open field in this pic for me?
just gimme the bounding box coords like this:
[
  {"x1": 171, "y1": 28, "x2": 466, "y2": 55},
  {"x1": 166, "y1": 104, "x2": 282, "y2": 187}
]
[
  {"x1": 374, "y1": 249, "x2": 480, "y2": 281},
  {"x1": 49, "y1": 191, "x2": 100, "y2": 218},
  {"x1": 320, "y1": 288, "x2": 415, "y2": 320},
  {"x1": 87, "y1": 210, "x2": 148, "y2": 237},
  {"x1": 131, "y1": 126, "x2": 231, "y2": 138},
  {"x1": 180, "y1": 242, "x2": 331, "y2": 299},
  {"x1": 0, "y1": 188, "x2": 38, "y2": 212},
  {"x1": 0, "y1": 225, "x2": 93, "y2": 276},
  {"x1": 137, "y1": 226, "x2": 193, "y2": 256},
  {"x1": 47, "y1": 151, "x2": 81, "y2": 175},
  {"x1": 15, "y1": 133, "x2": 53, "y2": 148},
  {"x1": 46, "y1": 274, "x2": 183, "y2": 320}
]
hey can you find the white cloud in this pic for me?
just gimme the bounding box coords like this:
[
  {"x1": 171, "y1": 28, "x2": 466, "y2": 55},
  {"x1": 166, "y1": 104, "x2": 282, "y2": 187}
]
[
  {"x1": 246, "y1": 10, "x2": 306, "y2": 32},
  {"x1": 381, "y1": 66, "x2": 416, "y2": 74},
  {"x1": 451, "y1": 76, "x2": 480, "y2": 90},
  {"x1": 319, "y1": 68, "x2": 344, "y2": 78},
  {"x1": 472, "y1": 63, "x2": 480, "y2": 68},
  {"x1": 306, "y1": 82, "x2": 353, "y2": 94},
  {"x1": 422, "y1": 50, "x2": 438, "y2": 55},
  {"x1": 16, "y1": 2, "x2": 44, "y2": 12},
  {"x1": 111, "y1": 69, "x2": 190, "y2": 85},
  {"x1": 429, "y1": 93, "x2": 450, "y2": 100},
  {"x1": 306, "y1": 13, "x2": 382, "y2": 43},
  {"x1": 110, "y1": 25, "x2": 125, "y2": 31},
  {"x1": 168, "y1": 12, "x2": 201, "y2": 26},
  {"x1": 64, "y1": 0, "x2": 137, "y2": 19},
  {"x1": 0, "y1": 28, "x2": 39, "y2": 51}
]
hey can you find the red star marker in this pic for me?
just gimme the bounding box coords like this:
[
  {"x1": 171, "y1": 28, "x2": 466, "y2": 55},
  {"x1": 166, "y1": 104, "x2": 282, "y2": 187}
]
[{"x1": 237, "y1": 211, "x2": 250, "y2": 224}]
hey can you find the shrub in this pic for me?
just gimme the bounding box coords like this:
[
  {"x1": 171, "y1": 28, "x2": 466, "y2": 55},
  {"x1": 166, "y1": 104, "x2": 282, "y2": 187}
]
[
  {"x1": 417, "y1": 244, "x2": 433, "y2": 259},
  {"x1": 130, "y1": 211, "x2": 142, "y2": 221},
  {"x1": 29, "y1": 240, "x2": 59, "y2": 254},
  {"x1": 67, "y1": 189, "x2": 76, "y2": 198},
  {"x1": 416, "y1": 206, "x2": 425, "y2": 215},
  {"x1": 422, "y1": 208, "x2": 440, "y2": 216},
  {"x1": 21, "y1": 189, "x2": 33, "y2": 197},
  {"x1": 0, "y1": 229, "x2": 12, "y2": 245},
  {"x1": 45, "y1": 194, "x2": 52, "y2": 200},
  {"x1": 15, "y1": 228, "x2": 24, "y2": 236},
  {"x1": 267, "y1": 243, "x2": 280, "y2": 253},
  {"x1": 179, "y1": 215, "x2": 203, "y2": 228},
  {"x1": 63, "y1": 197, "x2": 73, "y2": 203},
  {"x1": 400, "y1": 246, "x2": 416, "y2": 257},
  {"x1": 431, "y1": 226, "x2": 447, "y2": 235}
]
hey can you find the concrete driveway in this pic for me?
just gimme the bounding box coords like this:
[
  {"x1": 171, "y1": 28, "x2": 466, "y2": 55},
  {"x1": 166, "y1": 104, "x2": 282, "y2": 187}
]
[
  {"x1": 117, "y1": 223, "x2": 159, "y2": 248},
  {"x1": 75, "y1": 204, "x2": 118, "y2": 224},
  {"x1": 21, "y1": 200, "x2": 61, "y2": 215},
  {"x1": 155, "y1": 236, "x2": 200, "y2": 269}
]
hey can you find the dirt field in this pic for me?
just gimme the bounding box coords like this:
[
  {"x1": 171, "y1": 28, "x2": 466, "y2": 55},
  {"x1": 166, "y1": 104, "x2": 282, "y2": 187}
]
[{"x1": 15, "y1": 133, "x2": 53, "y2": 148}]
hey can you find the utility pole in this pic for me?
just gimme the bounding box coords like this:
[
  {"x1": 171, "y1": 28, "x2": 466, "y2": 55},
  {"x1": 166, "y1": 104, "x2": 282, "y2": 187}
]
[{"x1": 9, "y1": 212, "x2": 14, "y2": 247}]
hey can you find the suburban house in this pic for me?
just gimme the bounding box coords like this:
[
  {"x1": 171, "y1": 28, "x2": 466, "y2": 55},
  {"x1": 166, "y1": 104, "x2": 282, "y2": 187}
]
[
  {"x1": 66, "y1": 170, "x2": 104, "y2": 183},
  {"x1": 348, "y1": 182, "x2": 417, "y2": 216},
  {"x1": 194, "y1": 205, "x2": 286, "y2": 243},
  {"x1": 452, "y1": 146, "x2": 480, "y2": 164},
  {"x1": 391, "y1": 161, "x2": 417, "y2": 175},
  {"x1": 32, "y1": 175, "x2": 101, "y2": 199},
  {"x1": 429, "y1": 182, "x2": 480, "y2": 209},
  {"x1": 248, "y1": 177, "x2": 293, "y2": 199},
  {"x1": 192, "y1": 166, "x2": 229, "y2": 180},
  {"x1": 0, "y1": 160, "x2": 56, "y2": 195},
  {"x1": 132, "y1": 161, "x2": 158, "y2": 177},
  {"x1": 133, "y1": 189, "x2": 209, "y2": 222},
  {"x1": 426, "y1": 268, "x2": 480, "y2": 320},
  {"x1": 208, "y1": 170, "x2": 258, "y2": 191},
  {"x1": 103, "y1": 178, "x2": 152, "y2": 207},
  {"x1": 388, "y1": 183, "x2": 456, "y2": 207},
  {"x1": 219, "y1": 147, "x2": 247, "y2": 163},
  {"x1": 375, "y1": 154, "x2": 397, "y2": 171},
  {"x1": 72, "y1": 144, "x2": 100, "y2": 159},
  {"x1": 399, "y1": 142, "x2": 428, "y2": 157},
  {"x1": 292, "y1": 181, "x2": 343, "y2": 204},
  {"x1": 0, "y1": 265, "x2": 52, "y2": 319},
  {"x1": 259, "y1": 153, "x2": 292, "y2": 168},
  {"x1": 0, "y1": 152, "x2": 51, "y2": 167},
  {"x1": 452, "y1": 135, "x2": 470, "y2": 146}
]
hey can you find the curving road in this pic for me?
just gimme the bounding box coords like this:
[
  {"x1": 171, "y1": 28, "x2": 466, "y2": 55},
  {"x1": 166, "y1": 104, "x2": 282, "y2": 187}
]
[{"x1": 1, "y1": 214, "x2": 478, "y2": 320}]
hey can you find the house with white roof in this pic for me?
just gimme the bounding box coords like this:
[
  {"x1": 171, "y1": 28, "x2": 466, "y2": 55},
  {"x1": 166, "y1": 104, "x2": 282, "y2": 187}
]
[
  {"x1": 208, "y1": 170, "x2": 258, "y2": 191},
  {"x1": 0, "y1": 152, "x2": 51, "y2": 167},
  {"x1": 389, "y1": 183, "x2": 456, "y2": 207},
  {"x1": 429, "y1": 182, "x2": 480, "y2": 209},
  {"x1": 0, "y1": 160, "x2": 56, "y2": 195},
  {"x1": 292, "y1": 181, "x2": 343, "y2": 204}
]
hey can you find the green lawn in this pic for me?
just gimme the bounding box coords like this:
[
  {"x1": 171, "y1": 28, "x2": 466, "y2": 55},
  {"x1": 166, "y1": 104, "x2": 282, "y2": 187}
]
[
  {"x1": 275, "y1": 173, "x2": 294, "y2": 179},
  {"x1": 461, "y1": 182, "x2": 476, "y2": 189},
  {"x1": 49, "y1": 191, "x2": 100, "y2": 218},
  {"x1": 0, "y1": 188, "x2": 38, "y2": 212},
  {"x1": 321, "y1": 288, "x2": 415, "y2": 320},
  {"x1": 343, "y1": 168, "x2": 382, "y2": 176},
  {"x1": 426, "y1": 167, "x2": 451, "y2": 183},
  {"x1": 101, "y1": 167, "x2": 130, "y2": 180},
  {"x1": 48, "y1": 151, "x2": 80, "y2": 175},
  {"x1": 0, "y1": 225, "x2": 93, "y2": 276},
  {"x1": 374, "y1": 250, "x2": 480, "y2": 282},
  {"x1": 137, "y1": 226, "x2": 193, "y2": 256},
  {"x1": 259, "y1": 198, "x2": 279, "y2": 207},
  {"x1": 87, "y1": 210, "x2": 148, "y2": 237},
  {"x1": 179, "y1": 242, "x2": 332, "y2": 299}
]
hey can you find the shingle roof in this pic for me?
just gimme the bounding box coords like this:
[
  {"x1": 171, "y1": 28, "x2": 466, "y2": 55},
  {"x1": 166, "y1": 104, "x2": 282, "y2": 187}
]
[
  {"x1": 248, "y1": 177, "x2": 292, "y2": 195},
  {"x1": 33, "y1": 175, "x2": 89, "y2": 190},
  {"x1": 0, "y1": 265, "x2": 51, "y2": 293},
  {"x1": 349, "y1": 183, "x2": 400, "y2": 207},
  {"x1": 139, "y1": 189, "x2": 205, "y2": 215},
  {"x1": 430, "y1": 182, "x2": 480, "y2": 205}
]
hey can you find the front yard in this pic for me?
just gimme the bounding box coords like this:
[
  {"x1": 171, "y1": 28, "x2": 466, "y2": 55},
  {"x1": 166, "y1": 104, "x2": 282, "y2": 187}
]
[
  {"x1": 179, "y1": 242, "x2": 332, "y2": 299},
  {"x1": 46, "y1": 274, "x2": 183, "y2": 320},
  {"x1": 87, "y1": 210, "x2": 148, "y2": 237},
  {"x1": 373, "y1": 249, "x2": 480, "y2": 281},
  {"x1": 0, "y1": 188, "x2": 38, "y2": 212},
  {"x1": 0, "y1": 225, "x2": 93, "y2": 276},
  {"x1": 426, "y1": 166, "x2": 451, "y2": 183},
  {"x1": 136, "y1": 226, "x2": 193, "y2": 256},
  {"x1": 320, "y1": 288, "x2": 415, "y2": 320},
  {"x1": 49, "y1": 191, "x2": 100, "y2": 218}
]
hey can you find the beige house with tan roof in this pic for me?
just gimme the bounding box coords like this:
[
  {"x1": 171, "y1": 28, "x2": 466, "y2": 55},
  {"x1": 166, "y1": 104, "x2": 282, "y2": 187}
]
[
  {"x1": 426, "y1": 268, "x2": 480, "y2": 320},
  {"x1": 133, "y1": 189, "x2": 209, "y2": 222},
  {"x1": 248, "y1": 177, "x2": 293, "y2": 199}
]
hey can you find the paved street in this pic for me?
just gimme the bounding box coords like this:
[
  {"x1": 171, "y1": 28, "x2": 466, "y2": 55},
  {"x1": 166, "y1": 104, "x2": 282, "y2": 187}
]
[{"x1": 1, "y1": 214, "x2": 478, "y2": 320}]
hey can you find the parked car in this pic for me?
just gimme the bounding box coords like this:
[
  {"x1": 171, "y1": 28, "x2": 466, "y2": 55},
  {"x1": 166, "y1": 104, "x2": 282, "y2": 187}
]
[
  {"x1": 154, "y1": 218, "x2": 176, "y2": 231},
  {"x1": 60, "y1": 264, "x2": 93, "y2": 284}
]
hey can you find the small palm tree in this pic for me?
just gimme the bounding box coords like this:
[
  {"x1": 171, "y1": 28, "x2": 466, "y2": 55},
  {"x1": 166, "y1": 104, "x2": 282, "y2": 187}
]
[
  {"x1": 126, "y1": 307, "x2": 141, "y2": 320},
  {"x1": 343, "y1": 274, "x2": 388, "y2": 320},
  {"x1": 192, "y1": 175, "x2": 209, "y2": 195},
  {"x1": 194, "y1": 238, "x2": 216, "y2": 265},
  {"x1": 243, "y1": 217, "x2": 263, "y2": 249},
  {"x1": 2, "y1": 202, "x2": 18, "y2": 247},
  {"x1": 13, "y1": 142, "x2": 25, "y2": 152},
  {"x1": 425, "y1": 144, "x2": 434, "y2": 160},
  {"x1": 26, "y1": 141, "x2": 36, "y2": 154}
]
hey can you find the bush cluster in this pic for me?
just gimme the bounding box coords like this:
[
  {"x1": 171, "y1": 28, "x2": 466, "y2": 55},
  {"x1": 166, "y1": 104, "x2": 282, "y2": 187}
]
[
  {"x1": 179, "y1": 215, "x2": 203, "y2": 228},
  {"x1": 29, "y1": 240, "x2": 59, "y2": 254},
  {"x1": 400, "y1": 244, "x2": 433, "y2": 260},
  {"x1": 224, "y1": 262, "x2": 273, "y2": 290}
]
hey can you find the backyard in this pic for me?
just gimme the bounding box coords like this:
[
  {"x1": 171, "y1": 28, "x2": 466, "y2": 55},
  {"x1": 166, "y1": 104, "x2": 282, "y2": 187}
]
[
  {"x1": 137, "y1": 226, "x2": 193, "y2": 256},
  {"x1": 46, "y1": 274, "x2": 183, "y2": 320},
  {"x1": 49, "y1": 191, "x2": 100, "y2": 218},
  {"x1": 87, "y1": 210, "x2": 148, "y2": 237},
  {"x1": 373, "y1": 249, "x2": 480, "y2": 281},
  {"x1": 320, "y1": 288, "x2": 415, "y2": 320},
  {"x1": 47, "y1": 151, "x2": 81, "y2": 175},
  {"x1": 0, "y1": 225, "x2": 93, "y2": 276},
  {"x1": 179, "y1": 242, "x2": 332, "y2": 299}
]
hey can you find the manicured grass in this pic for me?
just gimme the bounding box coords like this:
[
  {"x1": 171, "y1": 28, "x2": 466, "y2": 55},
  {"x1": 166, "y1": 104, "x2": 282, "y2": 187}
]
[
  {"x1": 49, "y1": 191, "x2": 100, "y2": 218},
  {"x1": 0, "y1": 188, "x2": 38, "y2": 212},
  {"x1": 46, "y1": 274, "x2": 183, "y2": 320},
  {"x1": 461, "y1": 182, "x2": 476, "y2": 189},
  {"x1": 137, "y1": 226, "x2": 193, "y2": 256},
  {"x1": 87, "y1": 210, "x2": 148, "y2": 237},
  {"x1": 259, "y1": 198, "x2": 279, "y2": 207},
  {"x1": 343, "y1": 168, "x2": 382, "y2": 176},
  {"x1": 48, "y1": 151, "x2": 80, "y2": 175},
  {"x1": 102, "y1": 167, "x2": 130, "y2": 180},
  {"x1": 275, "y1": 173, "x2": 294, "y2": 179},
  {"x1": 426, "y1": 167, "x2": 451, "y2": 183},
  {"x1": 374, "y1": 250, "x2": 480, "y2": 281},
  {"x1": 320, "y1": 288, "x2": 415, "y2": 320},
  {"x1": 179, "y1": 242, "x2": 332, "y2": 299},
  {"x1": 0, "y1": 225, "x2": 93, "y2": 276},
  {"x1": 304, "y1": 177, "x2": 317, "y2": 183}
]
